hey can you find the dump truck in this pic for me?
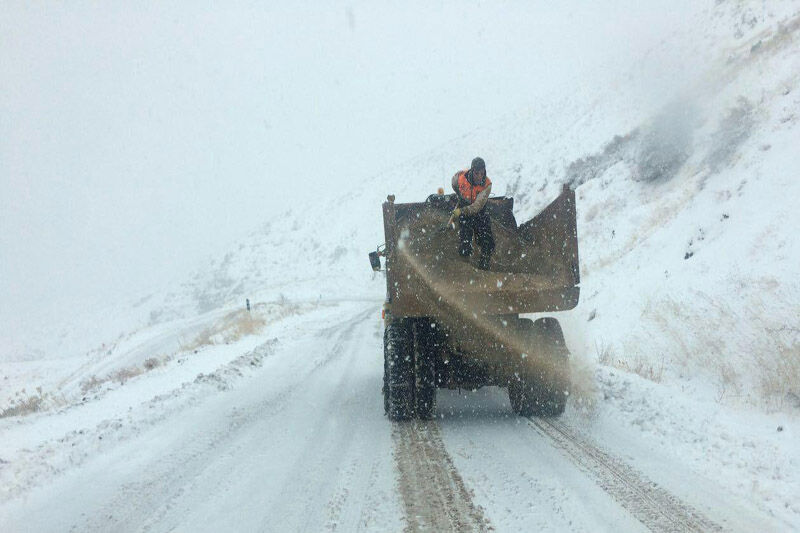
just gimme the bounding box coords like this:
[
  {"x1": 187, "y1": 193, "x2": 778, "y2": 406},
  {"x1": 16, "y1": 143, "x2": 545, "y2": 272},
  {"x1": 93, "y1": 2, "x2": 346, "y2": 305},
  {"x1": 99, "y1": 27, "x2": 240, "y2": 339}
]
[{"x1": 368, "y1": 184, "x2": 579, "y2": 420}]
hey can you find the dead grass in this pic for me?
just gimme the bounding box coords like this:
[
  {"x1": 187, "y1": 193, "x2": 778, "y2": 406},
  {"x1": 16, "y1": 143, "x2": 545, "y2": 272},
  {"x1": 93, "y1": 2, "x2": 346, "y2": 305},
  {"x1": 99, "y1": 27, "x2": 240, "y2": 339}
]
[
  {"x1": 595, "y1": 340, "x2": 665, "y2": 383},
  {"x1": 758, "y1": 341, "x2": 800, "y2": 410},
  {"x1": 715, "y1": 360, "x2": 741, "y2": 403},
  {"x1": 80, "y1": 375, "x2": 104, "y2": 394},
  {"x1": 0, "y1": 390, "x2": 48, "y2": 419},
  {"x1": 109, "y1": 366, "x2": 143, "y2": 385},
  {"x1": 232, "y1": 311, "x2": 266, "y2": 338},
  {"x1": 78, "y1": 302, "x2": 286, "y2": 397},
  {"x1": 614, "y1": 354, "x2": 665, "y2": 383},
  {"x1": 80, "y1": 356, "x2": 166, "y2": 394},
  {"x1": 8, "y1": 302, "x2": 300, "y2": 418},
  {"x1": 595, "y1": 340, "x2": 614, "y2": 366},
  {"x1": 181, "y1": 310, "x2": 267, "y2": 352},
  {"x1": 638, "y1": 292, "x2": 800, "y2": 409}
]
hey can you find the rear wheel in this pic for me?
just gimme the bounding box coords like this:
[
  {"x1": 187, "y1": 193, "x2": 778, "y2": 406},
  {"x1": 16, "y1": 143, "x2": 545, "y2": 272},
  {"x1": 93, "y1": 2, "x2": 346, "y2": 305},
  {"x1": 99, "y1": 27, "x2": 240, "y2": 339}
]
[
  {"x1": 382, "y1": 328, "x2": 389, "y2": 415},
  {"x1": 384, "y1": 319, "x2": 415, "y2": 420},
  {"x1": 534, "y1": 317, "x2": 570, "y2": 416},
  {"x1": 508, "y1": 317, "x2": 570, "y2": 417},
  {"x1": 508, "y1": 376, "x2": 533, "y2": 415},
  {"x1": 413, "y1": 319, "x2": 437, "y2": 420}
]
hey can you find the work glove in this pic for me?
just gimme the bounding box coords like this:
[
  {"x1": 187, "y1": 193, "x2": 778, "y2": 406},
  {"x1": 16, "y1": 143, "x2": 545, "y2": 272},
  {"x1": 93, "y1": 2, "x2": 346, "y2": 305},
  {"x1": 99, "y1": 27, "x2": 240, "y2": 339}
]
[{"x1": 452, "y1": 207, "x2": 461, "y2": 218}]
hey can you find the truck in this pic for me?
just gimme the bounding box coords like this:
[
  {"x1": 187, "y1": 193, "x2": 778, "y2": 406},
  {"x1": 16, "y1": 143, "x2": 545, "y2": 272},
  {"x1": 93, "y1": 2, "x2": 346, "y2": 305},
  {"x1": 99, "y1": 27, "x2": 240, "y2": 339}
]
[{"x1": 368, "y1": 184, "x2": 580, "y2": 420}]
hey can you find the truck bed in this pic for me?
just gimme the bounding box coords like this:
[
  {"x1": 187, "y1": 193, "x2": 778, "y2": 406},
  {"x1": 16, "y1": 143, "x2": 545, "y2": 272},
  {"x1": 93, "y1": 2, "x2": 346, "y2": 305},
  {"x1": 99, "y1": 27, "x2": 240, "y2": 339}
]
[{"x1": 382, "y1": 185, "x2": 580, "y2": 317}]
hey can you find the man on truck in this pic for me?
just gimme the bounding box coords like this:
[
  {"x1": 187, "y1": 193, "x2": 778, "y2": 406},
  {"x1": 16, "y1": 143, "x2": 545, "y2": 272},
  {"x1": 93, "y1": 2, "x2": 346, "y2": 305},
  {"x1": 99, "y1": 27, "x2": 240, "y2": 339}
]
[{"x1": 451, "y1": 157, "x2": 495, "y2": 270}]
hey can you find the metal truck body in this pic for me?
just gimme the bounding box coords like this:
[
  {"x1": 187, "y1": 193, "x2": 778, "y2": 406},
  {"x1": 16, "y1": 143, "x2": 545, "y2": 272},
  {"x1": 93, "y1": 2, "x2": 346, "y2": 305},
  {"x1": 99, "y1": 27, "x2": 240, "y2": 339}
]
[{"x1": 371, "y1": 185, "x2": 579, "y2": 419}]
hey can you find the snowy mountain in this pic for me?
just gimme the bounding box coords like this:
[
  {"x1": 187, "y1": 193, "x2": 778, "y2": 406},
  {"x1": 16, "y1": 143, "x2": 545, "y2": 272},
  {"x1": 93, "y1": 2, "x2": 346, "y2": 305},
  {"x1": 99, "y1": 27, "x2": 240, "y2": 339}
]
[{"x1": 2, "y1": 1, "x2": 799, "y2": 531}]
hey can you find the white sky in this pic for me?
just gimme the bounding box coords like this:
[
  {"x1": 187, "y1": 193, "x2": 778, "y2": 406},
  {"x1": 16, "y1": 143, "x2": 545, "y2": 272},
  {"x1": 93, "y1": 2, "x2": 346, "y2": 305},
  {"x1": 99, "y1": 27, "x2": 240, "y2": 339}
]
[{"x1": 1, "y1": 1, "x2": 692, "y2": 341}]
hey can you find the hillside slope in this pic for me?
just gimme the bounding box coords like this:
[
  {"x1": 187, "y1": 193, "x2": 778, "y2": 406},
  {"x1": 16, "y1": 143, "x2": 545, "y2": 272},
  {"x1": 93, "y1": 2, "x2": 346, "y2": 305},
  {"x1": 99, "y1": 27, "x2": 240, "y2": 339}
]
[
  {"x1": 5, "y1": 0, "x2": 798, "y2": 412},
  {"x1": 162, "y1": 0, "x2": 800, "y2": 408}
]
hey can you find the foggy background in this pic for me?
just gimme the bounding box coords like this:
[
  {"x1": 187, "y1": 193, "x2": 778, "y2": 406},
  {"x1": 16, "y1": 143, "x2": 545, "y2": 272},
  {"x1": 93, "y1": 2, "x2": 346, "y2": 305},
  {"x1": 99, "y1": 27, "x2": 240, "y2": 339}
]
[{"x1": 1, "y1": 1, "x2": 694, "y2": 344}]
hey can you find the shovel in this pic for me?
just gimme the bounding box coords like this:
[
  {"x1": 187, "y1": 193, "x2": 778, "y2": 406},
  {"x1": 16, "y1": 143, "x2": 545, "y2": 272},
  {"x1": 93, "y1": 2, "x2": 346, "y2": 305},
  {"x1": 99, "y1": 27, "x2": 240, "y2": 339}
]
[{"x1": 438, "y1": 213, "x2": 457, "y2": 232}]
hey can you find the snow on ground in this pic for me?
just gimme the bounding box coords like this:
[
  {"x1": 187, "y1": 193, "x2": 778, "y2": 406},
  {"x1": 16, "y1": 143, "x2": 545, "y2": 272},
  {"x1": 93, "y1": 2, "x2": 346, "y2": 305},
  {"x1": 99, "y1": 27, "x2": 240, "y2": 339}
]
[
  {"x1": 2, "y1": 299, "x2": 793, "y2": 531},
  {"x1": 2, "y1": 0, "x2": 800, "y2": 531},
  {"x1": 1, "y1": 301, "x2": 404, "y2": 532}
]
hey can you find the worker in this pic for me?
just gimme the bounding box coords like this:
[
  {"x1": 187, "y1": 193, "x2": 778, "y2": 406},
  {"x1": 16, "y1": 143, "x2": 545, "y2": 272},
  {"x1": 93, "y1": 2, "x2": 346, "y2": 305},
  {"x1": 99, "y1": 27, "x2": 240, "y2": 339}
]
[{"x1": 451, "y1": 157, "x2": 495, "y2": 270}]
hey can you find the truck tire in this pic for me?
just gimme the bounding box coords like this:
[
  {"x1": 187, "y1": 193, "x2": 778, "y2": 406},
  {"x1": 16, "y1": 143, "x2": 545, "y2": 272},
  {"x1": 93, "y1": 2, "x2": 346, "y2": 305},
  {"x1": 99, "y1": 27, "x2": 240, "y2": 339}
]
[
  {"x1": 413, "y1": 319, "x2": 437, "y2": 420},
  {"x1": 383, "y1": 328, "x2": 389, "y2": 415},
  {"x1": 534, "y1": 317, "x2": 570, "y2": 416},
  {"x1": 385, "y1": 319, "x2": 415, "y2": 420},
  {"x1": 508, "y1": 317, "x2": 570, "y2": 417},
  {"x1": 508, "y1": 375, "x2": 535, "y2": 416}
]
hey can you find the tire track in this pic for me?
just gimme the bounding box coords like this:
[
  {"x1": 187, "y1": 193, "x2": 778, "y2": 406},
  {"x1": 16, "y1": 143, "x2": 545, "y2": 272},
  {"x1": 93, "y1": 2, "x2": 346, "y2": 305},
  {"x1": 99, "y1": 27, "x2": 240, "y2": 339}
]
[
  {"x1": 262, "y1": 308, "x2": 377, "y2": 533},
  {"x1": 528, "y1": 417, "x2": 722, "y2": 533},
  {"x1": 392, "y1": 421, "x2": 492, "y2": 533}
]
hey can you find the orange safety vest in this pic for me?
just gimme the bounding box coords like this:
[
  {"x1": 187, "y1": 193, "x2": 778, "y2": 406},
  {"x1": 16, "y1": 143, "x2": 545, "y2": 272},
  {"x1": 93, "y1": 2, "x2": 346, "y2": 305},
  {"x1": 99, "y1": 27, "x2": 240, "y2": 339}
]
[{"x1": 457, "y1": 170, "x2": 491, "y2": 204}]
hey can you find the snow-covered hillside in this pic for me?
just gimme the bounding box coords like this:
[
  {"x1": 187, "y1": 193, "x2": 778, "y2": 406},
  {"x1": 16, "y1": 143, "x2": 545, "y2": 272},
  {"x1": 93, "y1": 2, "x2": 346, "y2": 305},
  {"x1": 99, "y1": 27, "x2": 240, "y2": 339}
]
[
  {"x1": 2, "y1": 1, "x2": 799, "y2": 531},
  {"x1": 140, "y1": 0, "x2": 800, "y2": 409}
]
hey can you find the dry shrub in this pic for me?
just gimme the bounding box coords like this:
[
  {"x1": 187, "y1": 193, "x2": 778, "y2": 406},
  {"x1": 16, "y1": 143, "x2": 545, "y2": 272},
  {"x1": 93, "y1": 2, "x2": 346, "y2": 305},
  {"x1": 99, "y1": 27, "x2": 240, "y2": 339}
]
[
  {"x1": 616, "y1": 354, "x2": 665, "y2": 383},
  {"x1": 641, "y1": 296, "x2": 738, "y2": 396},
  {"x1": 72, "y1": 301, "x2": 298, "y2": 402},
  {"x1": 80, "y1": 375, "x2": 103, "y2": 394},
  {"x1": 182, "y1": 308, "x2": 272, "y2": 352},
  {"x1": 81, "y1": 361, "x2": 157, "y2": 394},
  {"x1": 595, "y1": 340, "x2": 664, "y2": 383},
  {"x1": 110, "y1": 366, "x2": 143, "y2": 385},
  {"x1": 715, "y1": 360, "x2": 741, "y2": 402},
  {"x1": 0, "y1": 393, "x2": 46, "y2": 418},
  {"x1": 758, "y1": 341, "x2": 800, "y2": 410},
  {"x1": 639, "y1": 293, "x2": 798, "y2": 409},
  {"x1": 232, "y1": 311, "x2": 266, "y2": 338},
  {"x1": 181, "y1": 326, "x2": 216, "y2": 352},
  {"x1": 595, "y1": 340, "x2": 614, "y2": 365}
]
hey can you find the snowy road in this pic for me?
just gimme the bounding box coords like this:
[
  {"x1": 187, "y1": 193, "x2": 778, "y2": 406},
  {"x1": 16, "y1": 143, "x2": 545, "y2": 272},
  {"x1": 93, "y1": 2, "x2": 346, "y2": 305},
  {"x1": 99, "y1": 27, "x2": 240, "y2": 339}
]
[
  {"x1": 0, "y1": 302, "x2": 784, "y2": 532},
  {"x1": 1, "y1": 304, "x2": 403, "y2": 532}
]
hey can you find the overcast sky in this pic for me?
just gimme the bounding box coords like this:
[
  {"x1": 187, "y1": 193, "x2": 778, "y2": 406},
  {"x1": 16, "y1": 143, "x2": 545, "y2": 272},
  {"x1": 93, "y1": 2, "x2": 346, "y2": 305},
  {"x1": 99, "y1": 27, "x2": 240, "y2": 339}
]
[{"x1": 1, "y1": 1, "x2": 692, "y2": 341}]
